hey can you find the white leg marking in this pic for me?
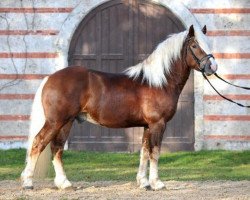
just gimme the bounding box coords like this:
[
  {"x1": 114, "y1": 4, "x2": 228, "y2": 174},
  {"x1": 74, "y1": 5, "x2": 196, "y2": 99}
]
[
  {"x1": 149, "y1": 147, "x2": 165, "y2": 190},
  {"x1": 137, "y1": 147, "x2": 150, "y2": 189},
  {"x1": 53, "y1": 158, "x2": 72, "y2": 189},
  {"x1": 21, "y1": 154, "x2": 39, "y2": 188}
]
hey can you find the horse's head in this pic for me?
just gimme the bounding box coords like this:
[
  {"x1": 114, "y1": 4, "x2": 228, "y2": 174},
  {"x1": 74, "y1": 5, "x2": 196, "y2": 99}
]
[{"x1": 185, "y1": 25, "x2": 217, "y2": 75}]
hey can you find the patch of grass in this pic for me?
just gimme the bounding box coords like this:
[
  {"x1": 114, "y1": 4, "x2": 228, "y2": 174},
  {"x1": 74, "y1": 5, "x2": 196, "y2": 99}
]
[{"x1": 0, "y1": 149, "x2": 249, "y2": 181}]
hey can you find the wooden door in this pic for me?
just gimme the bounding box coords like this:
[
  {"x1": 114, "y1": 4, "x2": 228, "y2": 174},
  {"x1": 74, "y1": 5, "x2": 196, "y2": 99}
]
[{"x1": 68, "y1": 0, "x2": 194, "y2": 152}]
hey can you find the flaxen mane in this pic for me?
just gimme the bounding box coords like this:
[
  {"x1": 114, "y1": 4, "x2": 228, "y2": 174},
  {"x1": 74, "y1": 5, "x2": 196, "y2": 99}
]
[{"x1": 125, "y1": 26, "x2": 212, "y2": 87}]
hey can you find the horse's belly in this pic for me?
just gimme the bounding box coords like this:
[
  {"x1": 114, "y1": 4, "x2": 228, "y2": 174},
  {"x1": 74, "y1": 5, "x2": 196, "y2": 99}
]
[
  {"x1": 76, "y1": 112, "x2": 100, "y2": 125},
  {"x1": 76, "y1": 111, "x2": 145, "y2": 128},
  {"x1": 77, "y1": 112, "x2": 126, "y2": 127}
]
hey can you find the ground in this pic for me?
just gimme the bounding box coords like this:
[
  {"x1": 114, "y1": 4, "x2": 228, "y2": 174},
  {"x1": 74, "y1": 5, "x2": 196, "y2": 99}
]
[
  {"x1": 0, "y1": 180, "x2": 249, "y2": 200},
  {"x1": 1, "y1": 150, "x2": 249, "y2": 199}
]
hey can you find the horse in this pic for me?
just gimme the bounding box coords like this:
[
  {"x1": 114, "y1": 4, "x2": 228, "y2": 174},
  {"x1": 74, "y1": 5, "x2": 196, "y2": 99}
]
[{"x1": 21, "y1": 25, "x2": 217, "y2": 191}]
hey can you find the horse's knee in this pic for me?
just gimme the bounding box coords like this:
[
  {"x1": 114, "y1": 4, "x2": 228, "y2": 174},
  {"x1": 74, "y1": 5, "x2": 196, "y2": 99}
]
[
  {"x1": 148, "y1": 121, "x2": 165, "y2": 152},
  {"x1": 150, "y1": 146, "x2": 160, "y2": 160},
  {"x1": 141, "y1": 146, "x2": 150, "y2": 160},
  {"x1": 150, "y1": 132, "x2": 164, "y2": 149}
]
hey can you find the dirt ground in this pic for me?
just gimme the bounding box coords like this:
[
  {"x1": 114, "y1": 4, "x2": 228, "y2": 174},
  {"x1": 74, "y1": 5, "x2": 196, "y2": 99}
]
[{"x1": 0, "y1": 180, "x2": 249, "y2": 200}]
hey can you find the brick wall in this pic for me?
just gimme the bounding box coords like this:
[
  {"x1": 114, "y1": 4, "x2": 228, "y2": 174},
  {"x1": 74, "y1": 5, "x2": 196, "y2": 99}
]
[
  {"x1": 187, "y1": 1, "x2": 250, "y2": 150},
  {"x1": 0, "y1": 0, "x2": 249, "y2": 150}
]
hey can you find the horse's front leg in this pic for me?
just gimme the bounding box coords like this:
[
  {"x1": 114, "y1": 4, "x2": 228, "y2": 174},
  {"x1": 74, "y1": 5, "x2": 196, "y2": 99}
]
[
  {"x1": 148, "y1": 121, "x2": 166, "y2": 190},
  {"x1": 137, "y1": 128, "x2": 150, "y2": 189}
]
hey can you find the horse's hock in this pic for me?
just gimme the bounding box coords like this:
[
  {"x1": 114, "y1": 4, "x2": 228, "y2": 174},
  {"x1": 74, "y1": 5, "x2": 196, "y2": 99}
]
[{"x1": 67, "y1": 0, "x2": 194, "y2": 152}]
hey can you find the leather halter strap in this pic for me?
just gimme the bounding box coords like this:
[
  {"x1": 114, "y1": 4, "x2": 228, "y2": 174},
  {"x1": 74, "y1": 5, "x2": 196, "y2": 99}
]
[
  {"x1": 186, "y1": 37, "x2": 250, "y2": 108},
  {"x1": 203, "y1": 73, "x2": 250, "y2": 108},
  {"x1": 214, "y1": 73, "x2": 250, "y2": 90},
  {"x1": 188, "y1": 46, "x2": 214, "y2": 72}
]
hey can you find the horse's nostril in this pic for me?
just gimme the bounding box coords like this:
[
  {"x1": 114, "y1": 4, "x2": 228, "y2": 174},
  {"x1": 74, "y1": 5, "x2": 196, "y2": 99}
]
[
  {"x1": 210, "y1": 64, "x2": 218, "y2": 72},
  {"x1": 209, "y1": 58, "x2": 218, "y2": 72}
]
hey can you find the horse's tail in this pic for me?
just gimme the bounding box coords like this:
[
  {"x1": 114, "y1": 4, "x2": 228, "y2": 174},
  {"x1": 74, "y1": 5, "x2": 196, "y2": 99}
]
[{"x1": 26, "y1": 76, "x2": 51, "y2": 179}]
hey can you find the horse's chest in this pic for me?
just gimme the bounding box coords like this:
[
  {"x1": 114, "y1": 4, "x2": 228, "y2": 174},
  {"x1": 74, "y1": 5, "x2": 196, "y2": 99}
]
[{"x1": 143, "y1": 95, "x2": 179, "y2": 122}]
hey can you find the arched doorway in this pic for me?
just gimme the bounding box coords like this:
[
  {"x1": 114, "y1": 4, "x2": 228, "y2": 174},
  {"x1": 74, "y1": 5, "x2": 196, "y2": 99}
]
[{"x1": 68, "y1": 0, "x2": 194, "y2": 152}]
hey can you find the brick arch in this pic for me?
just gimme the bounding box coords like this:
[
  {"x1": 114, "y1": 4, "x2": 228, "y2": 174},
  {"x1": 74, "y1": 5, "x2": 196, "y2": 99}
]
[{"x1": 55, "y1": 0, "x2": 201, "y2": 69}]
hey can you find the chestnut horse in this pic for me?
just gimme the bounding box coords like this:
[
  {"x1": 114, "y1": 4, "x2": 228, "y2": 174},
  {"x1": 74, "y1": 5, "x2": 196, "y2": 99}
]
[{"x1": 21, "y1": 25, "x2": 217, "y2": 190}]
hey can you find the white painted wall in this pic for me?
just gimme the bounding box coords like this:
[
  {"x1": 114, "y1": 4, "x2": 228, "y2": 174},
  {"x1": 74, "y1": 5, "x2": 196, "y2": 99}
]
[{"x1": 0, "y1": 0, "x2": 249, "y2": 150}]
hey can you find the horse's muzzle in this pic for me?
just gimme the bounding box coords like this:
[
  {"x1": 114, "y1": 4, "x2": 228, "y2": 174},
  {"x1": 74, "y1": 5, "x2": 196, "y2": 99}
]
[{"x1": 203, "y1": 58, "x2": 218, "y2": 76}]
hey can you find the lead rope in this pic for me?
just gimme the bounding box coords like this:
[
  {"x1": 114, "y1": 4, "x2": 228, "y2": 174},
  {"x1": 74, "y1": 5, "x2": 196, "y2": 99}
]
[
  {"x1": 214, "y1": 73, "x2": 250, "y2": 90},
  {"x1": 202, "y1": 73, "x2": 250, "y2": 108}
]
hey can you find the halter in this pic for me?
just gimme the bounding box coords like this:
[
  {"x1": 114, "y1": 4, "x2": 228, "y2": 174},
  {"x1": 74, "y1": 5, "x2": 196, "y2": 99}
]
[
  {"x1": 188, "y1": 43, "x2": 214, "y2": 72},
  {"x1": 186, "y1": 37, "x2": 250, "y2": 108}
]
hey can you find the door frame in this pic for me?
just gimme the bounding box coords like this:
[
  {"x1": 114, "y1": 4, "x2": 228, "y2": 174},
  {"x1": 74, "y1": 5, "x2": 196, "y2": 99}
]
[{"x1": 55, "y1": 0, "x2": 205, "y2": 151}]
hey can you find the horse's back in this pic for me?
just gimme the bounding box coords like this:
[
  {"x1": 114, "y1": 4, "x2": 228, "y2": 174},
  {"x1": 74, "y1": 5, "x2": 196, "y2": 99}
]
[{"x1": 49, "y1": 66, "x2": 88, "y2": 82}]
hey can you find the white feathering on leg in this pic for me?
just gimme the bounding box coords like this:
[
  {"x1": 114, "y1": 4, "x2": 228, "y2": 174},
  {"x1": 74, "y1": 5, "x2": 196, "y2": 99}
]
[
  {"x1": 149, "y1": 146, "x2": 165, "y2": 190},
  {"x1": 137, "y1": 147, "x2": 150, "y2": 189}
]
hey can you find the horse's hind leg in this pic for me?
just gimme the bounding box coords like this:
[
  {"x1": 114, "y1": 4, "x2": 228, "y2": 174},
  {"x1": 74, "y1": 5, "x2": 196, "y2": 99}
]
[
  {"x1": 51, "y1": 121, "x2": 73, "y2": 189},
  {"x1": 137, "y1": 128, "x2": 150, "y2": 190},
  {"x1": 21, "y1": 121, "x2": 63, "y2": 189}
]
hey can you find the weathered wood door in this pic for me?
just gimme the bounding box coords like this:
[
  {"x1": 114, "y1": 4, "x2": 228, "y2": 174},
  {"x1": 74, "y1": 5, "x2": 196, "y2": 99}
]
[{"x1": 68, "y1": 0, "x2": 194, "y2": 152}]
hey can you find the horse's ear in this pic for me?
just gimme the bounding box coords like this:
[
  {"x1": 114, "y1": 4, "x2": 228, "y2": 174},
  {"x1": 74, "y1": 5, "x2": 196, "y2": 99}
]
[
  {"x1": 202, "y1": 25, "x2": 207, "y2": 34},
  {"x1": 188, "y1": 25, "x2": 195, "y2": 37}
]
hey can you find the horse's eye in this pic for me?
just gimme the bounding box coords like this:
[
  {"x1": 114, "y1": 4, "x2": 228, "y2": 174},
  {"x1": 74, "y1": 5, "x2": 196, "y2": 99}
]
[{"x1": 192, "y1": 44, "x2": 197, "y2": 48}]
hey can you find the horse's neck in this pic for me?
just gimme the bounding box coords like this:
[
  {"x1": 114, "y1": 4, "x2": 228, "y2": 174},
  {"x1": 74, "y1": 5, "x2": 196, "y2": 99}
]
[{"x1": 166, "y1": 58, "x2": 191, "y2": 96}]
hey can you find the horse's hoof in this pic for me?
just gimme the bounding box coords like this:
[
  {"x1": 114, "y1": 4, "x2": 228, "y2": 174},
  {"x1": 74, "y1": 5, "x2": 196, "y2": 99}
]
[
  {"x1": 154, "y1": 185, "x2": 166, "y2": 191},
  {"x1": 150, "y1": 180, "x2": 166, "y2": 191},
  {"x1": 22, "y1": 186, "x2": 34, "y2": 190},
  {"x1": 137, "y1": 177, "x2": 151, "y2": 190},
  {"x1": 55, "y1": 178, "x2": 72, "y2": 190},
  {"x1": 143, "y1": 185, "x2": 152, "y2": 191}
]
